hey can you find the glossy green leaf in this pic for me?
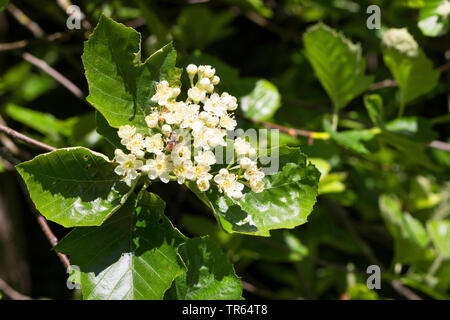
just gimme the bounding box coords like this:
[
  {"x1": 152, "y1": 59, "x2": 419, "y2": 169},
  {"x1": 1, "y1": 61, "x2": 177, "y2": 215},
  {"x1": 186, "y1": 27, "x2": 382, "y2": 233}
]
[
  {"x1": 16, "y1": 147, "x2": 127, "y2": 227},
  {"x1": 364, "y1": 94, "x2": 385, "y2": 128},
  {"x1": 56, "y1": 192, "x2": 187, "y2": 300},
  {"x1": 382, "y1": 33, "x2": 439, "y2": 106},
  {"x1": 379, "y1": 195, "x2": 429, "y2": 263},
  {"x1": 418, "y1": 0, "x2": 450, "y2": 37},
  {"x1": 329, "y1": 129, "x2": 377, "y2": 155},
  {"x1": 187, "y1": 146, "x2": 320, "y2": 236},
  {"x1": 165, "y1": 236, "x2": 242, "y2": 300},
  {"x1": 385, "y1": 117, "x2": 438, "y2": 143},
  {"x1": 95, "y1": 111, "x2": 125, "y2": 151},
  {"x1": 303, "y1": 23, "x2": 373, "y2": 110},
  {"x1": 83, "y1": 15, "x2": 181, "y2": 133},
  {"x1": 5, "y1": 103, "x2": 77, "y2": 139},
  {"x1": 240, "y1": 79, "x2": 281, "y2": 121},
  {"x1": 428, "y1": 220, "x2": 450, "y2": 258}
]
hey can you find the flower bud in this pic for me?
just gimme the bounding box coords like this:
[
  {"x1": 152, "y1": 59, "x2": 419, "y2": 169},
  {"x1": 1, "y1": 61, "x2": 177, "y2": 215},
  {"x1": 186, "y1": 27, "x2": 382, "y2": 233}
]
[
  {"x1": 161, "y1": 124, "x2": 172, "y2": 135},
  {"x1": 186, "y1": 64, "x2": 197, "y2": 75}
]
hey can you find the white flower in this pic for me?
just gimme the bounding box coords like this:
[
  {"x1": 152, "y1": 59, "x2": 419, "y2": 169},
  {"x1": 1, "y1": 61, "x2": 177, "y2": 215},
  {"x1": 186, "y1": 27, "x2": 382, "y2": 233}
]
[
  {"x1": 214, "y1": 168, "x2": 244, "y2": 199},
  {"x1": 193, "y1": 127, "x2": 211, "y2": 149},
  {"x1": 234, "y1": 137, "x2": 251, "y2": 155},
  {"x1": 173, "y1": 160, "x2": 194, "y2": 184},
  {"x1": 142, "y1": 154, "x2": 172, "y2": 183},
  {"x1": 194, "y1": 150, "x2": 216, "y2": 166},
  {"x1": 114, "y1": 149, "x2": 143, "y2": 183},
  {"x1": 203, "y1": 93, "x2": 227, "y2": 117},
  {"x1": 145, "y1": 112, "x2": 159, "y2": 129},
  {"x1": 221, "y1": 92, "x2": 238, "y2": 111},
  {"x1": 382, "y1": 28, "x2": 419, "y2": 57},
  {"x1": 201, "y1": 65, "x2": 216, "y2": 78},
  {"x1": 205, "y1": 114, "x2": 220, "y2": 127},
  {"x1": 197, "y1": 178, "x2": 210, "y2": 192},
  {"x1": 161, "y1": 124, "x2": 172, "y2": 135},
  {"x1": 171, "y1": 145, "x2": 191, "y2": 165},
  {"x1": 118, "y1": 125, "x2": 136, "y2": 145},
  {"x1": 125, "y1": 133, "x2": 145, "y2": 158},
  {"x1": 199, "y1": 77, "x2": 211, "y2": 90},
  {"x1": 143, "y1": 133, "x2": 164, "y2": 155},
  {"x1": 249, "y1": 178, "x2": 264, "y2": 193},
  {"x1": 244, "y1": 163, "x2": 265, "y2": 182},
  {"x1": 239, "y1": 157, "x2": 254, "y2": 169},
  {"x1": 219, "y1": 114, "x2": 237, "y2": 131},
  {"x1": 206, "y1": 128, "x2": 226, "y2": 148},
  {"x1": 151, "y1": 80, "x2": 179, "y2": 106},
  {"x1": 186, "y1": 64, "x2": 198, "y2": 76},
  {"x1": 188, "y1": 86, "x2": 206, "y2": 102},
  {"x1": 437, "y1": 1, "x2": 450, "y2": 18},
  {"x1": 212, "y1": 76, "x2": 220, "y2": 85},
  {"x1": 192, "y1": 163, "x2": 212, "y2": 181}
]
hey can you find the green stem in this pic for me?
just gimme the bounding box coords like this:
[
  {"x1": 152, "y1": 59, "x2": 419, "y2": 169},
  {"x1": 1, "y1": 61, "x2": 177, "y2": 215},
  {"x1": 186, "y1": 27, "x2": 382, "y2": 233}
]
[
  {"x1": 427, "y1": 255, "x2": 444, "y2": 277},
  {"x1": 120, "y1": 176, "x2": 141, "y2": 205},
  {"x1": 331, "y1": 107, "x2": 339, "y2": 132}
]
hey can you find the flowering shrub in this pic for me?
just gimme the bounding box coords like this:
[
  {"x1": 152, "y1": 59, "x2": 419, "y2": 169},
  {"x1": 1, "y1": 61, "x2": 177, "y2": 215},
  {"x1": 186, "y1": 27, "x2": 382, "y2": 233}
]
[{"x1": 113, "y1": 65, "x2": 265, "y2": 199}]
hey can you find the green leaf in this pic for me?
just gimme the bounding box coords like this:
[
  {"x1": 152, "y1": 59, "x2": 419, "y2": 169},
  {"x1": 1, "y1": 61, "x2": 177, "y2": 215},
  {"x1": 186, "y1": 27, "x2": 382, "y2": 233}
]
[
  {"x1": 418, "y1": 0, "x2": 450, "y2": 37},
  {"x1": 16, "y1": 147, "x2": 127, "y2": 227},
  {"x1": 186, "y1": 146, "x2": 320, "y2": 236},
  {"x1": 303, "y1": 23, "x2": 374, "y2": 110},
  {"x1": 364, "y1": 94, "x2": 385, "y2": 128},
  {"x1": 428, "y1": 220, "x2": 450, "y2": 258},
  {"x1": 95, "y1": 111, "x2": 125, "y2": 151},
  {"x1": 165, "y1": 236, "x2": 242, "y2": 300},
  {"x1": 385, "y1": 117, "x2": 438, "y2": 143},
  {"x1": 83, "y1": 15, "x2": 181, "y2": 133},
  {"x1": 173, "y1": 5, "x2": 234, "y2": 50},
  {"x1": 226, "y1": 0, "x2": 273, "y2": 18},
  {"x1": 329, "y1": 129, "x2": 377, "y2": 155},
  {"x1": 5, "y1": 103, "x2": 77, "y2": 139},
  {"x1": 240, "y1": 79, "x2": 281, "y2": 121},
  {"x1": 379, "y1": 195, "x2": 429, "y2": 263},
  {"x1": 55, "y1": 192, "x2": 187, "y2": 300},
  {"x1": 382, "y1": 31, "x2": 439, "y2": 106},
  {"x1": 0, "y1": 0, "x2": 8, "y2": 11}
]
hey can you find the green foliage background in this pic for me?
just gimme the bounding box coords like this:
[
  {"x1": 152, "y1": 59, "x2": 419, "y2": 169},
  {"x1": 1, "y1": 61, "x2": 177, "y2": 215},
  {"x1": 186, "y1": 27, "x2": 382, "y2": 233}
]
[{"x1": 0, "y1": 0, "x2": 449, "y2": 300}]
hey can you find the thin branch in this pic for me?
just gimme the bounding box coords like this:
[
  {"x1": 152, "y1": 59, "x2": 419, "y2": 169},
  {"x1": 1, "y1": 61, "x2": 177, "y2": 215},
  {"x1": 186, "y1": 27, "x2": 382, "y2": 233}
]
[
  {"x1": 22, "y1": 52, "x2": 85, "y2": 99},
  {"x1": 6, "y1": 3, "x2": 45, "y2": 38},
  {"x1": 56, "y1": 0, "x2": 91, "y2": 30},
  {"x1": 241, "y1": 115, "x2": 450, "y2": 152},
  {"x1": 0, "y1": 32, "x2": 67, "y2": 52},
  {"x1": 391, "y1": 280, "x2": 422, "y2": 300},
  {"x1": 0, "y1": 124, "x2": 56, "y2": 152},
  {"x1": 0, "y1": 277, "x2": 32, "y2": 300},
  {"x1": 371, "y1": 60, "x2": 450, "y2": 91}
]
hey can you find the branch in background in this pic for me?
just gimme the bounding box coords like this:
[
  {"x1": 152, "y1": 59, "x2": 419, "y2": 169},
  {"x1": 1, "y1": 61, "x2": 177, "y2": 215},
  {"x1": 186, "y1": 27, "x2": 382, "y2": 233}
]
[
  {"x1": 22, "y1": 52, "x2": 85, "y2": 99},
  {"x1": 370, "y1": 60, "x2": 450, "y2": 91},
  {"x1": 56, "y1": 0, "x2": 92, "y2": 30},
  {"x1": 0, "y1": 277, "x2": 32, "y2": 300},
  {"x1": 0, "y1": 32, "x2": 67, "y2": 52},
  {"x1": 391, "y1": 280, "x2": 422, "y2": 300},
  {"x1": 243, "y1": 116, "x2": 450, "y2": 153},
  {"x1": 6, "y1": 3, "x2": 45, "y2": 38},
  {"x1": 0, "y1": 124, "x2": 55, "y2": 152}
]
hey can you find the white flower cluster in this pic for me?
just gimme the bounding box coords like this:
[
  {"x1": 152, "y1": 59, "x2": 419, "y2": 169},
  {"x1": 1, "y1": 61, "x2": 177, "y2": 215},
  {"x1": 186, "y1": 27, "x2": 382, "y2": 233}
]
[
  {"x1": 382, "y1": 28, "x2": 419, "y2": 57},
  {"x1": 113, "y1": 64, "x2": 265, "y2": 199}
]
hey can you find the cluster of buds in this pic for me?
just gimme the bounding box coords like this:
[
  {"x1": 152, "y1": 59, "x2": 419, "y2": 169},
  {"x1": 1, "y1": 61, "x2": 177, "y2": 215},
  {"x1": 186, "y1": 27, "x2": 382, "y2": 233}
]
[{"x1": 113, "y1": 64, "x2": 265, "y2": 199}]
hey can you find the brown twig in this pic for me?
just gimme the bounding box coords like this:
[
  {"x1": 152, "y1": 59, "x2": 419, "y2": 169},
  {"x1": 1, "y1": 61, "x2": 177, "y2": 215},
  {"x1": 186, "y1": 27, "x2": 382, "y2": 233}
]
[
  {"x1": 6, "y1": 3, "x2": 45, "y2": 38},
  {"x1": 22, "y1": 52, "x2": 85, "y2": 99},
  {"x1": 0, "y1": 277, "x2": 32, "y2": 300},
  {"x1": 0, "y1": 124, "x2": 56, "y2": 152},
  {"x1": 391, "y1": 280, "x2": 422, "y2": 300},
  {"x1": 241, "y1": 115, "x2": 450, "y2": 152},
  {"x1": 0, "y1": 32, "x2": 67, "y2": 52},
  {"x1": 56, "y1": 0, "x2": 91, "y2": 30}
]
